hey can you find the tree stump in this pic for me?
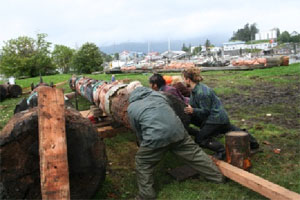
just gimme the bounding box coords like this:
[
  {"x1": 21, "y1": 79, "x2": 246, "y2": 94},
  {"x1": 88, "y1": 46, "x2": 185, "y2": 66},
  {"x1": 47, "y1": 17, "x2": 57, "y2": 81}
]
[
  {"x1": 0, "y1": 107, "x2": 107, "y2": 199},
  {"x1": 225, "y1": 131, "x2": 251, "y2": 170}
]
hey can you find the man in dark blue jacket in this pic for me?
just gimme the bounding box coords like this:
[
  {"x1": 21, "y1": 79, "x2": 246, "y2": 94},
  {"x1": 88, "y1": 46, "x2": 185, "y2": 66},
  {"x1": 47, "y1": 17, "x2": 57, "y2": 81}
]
[{"x1": 127, "y1": 87, "x2": 224, "y2": 200}]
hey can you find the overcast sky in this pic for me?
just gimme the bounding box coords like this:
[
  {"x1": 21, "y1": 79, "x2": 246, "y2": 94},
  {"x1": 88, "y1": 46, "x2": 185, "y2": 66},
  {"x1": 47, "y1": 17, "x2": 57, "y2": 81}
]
[{"x1": 0, "y1": 0, "x2": 299, "y2": 48}]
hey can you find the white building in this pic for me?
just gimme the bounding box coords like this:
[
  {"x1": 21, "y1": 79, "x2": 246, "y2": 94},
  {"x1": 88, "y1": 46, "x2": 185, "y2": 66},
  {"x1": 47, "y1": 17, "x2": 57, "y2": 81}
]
[
  {"x1": 210, "y1": 47, "x2": 222, "y2": 53},
  {"x1": 223, "y1": 41, "x2": 277, "y2": 52},
  {"x1": 223, "y1": 41, "x2": 247, "y2": 51},
  {"x1": 255, "y1": 28, "x2": 278, "y2": 40},
  {"x1": 190, "y1": 46, "x2": 206, "y2": 53},
  {"x1": 248, "y1": 42, "x2": 277, "y2": 50},
  {"x1": 119, "y1": 51, "x2": 130, "y2": 61},
  {"x1": 111, "y1": 60, "x2": 125, "y2": 68}
]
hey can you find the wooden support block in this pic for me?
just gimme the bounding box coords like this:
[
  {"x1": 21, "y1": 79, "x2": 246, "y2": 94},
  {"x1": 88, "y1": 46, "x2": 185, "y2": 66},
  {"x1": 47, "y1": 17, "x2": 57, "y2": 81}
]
[
  {"x1": 214, "y1": 159, "x2": 300, "y2": 200},
  {"x1": 64, "y1": 92, "x2": 75, "y2": 100},
  {"x1": 225, "y1": 131, "x2": 251, "y2": 170},
  {"x1": 80, "y1": 110, "x2": 93, "y2": 118},
  {"x1": 95, "y1": 120, "x2": 112, "y2": 127},
  {"x1": 38, "y1": 87, "x2": 70, "y2": 200}
]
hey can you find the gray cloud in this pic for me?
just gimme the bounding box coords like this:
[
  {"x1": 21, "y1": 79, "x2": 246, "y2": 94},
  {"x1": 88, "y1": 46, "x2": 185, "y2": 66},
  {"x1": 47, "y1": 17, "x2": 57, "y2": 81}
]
[{"x1": 0, "y1": 0, "x2": 299, "y2": 48}]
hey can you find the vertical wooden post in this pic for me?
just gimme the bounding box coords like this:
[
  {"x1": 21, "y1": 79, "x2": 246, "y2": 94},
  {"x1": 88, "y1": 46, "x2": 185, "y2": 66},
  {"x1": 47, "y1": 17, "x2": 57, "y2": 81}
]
[
  {"x1": 225, "y1": 131, "x2": 251, "y2": 170},
  {"x1": 38, "y1": 87, "x2": 70, "y2": 200}
]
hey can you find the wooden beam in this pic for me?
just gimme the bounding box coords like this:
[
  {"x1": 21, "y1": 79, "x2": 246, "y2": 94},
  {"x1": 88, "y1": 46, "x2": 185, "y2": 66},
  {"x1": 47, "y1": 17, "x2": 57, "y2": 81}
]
[
  {"x1": 38, "y1": 87, "x2": 70, "y2": 200},
  {"x1": 214, "y1": 159, "x2": 300, "y2": 200},
  {"x1": 97, "y1": 126, "x2": 129, "y2": 138},
  {"x1": 54, "y1": 80, "x2": 67, "y2": 88}
]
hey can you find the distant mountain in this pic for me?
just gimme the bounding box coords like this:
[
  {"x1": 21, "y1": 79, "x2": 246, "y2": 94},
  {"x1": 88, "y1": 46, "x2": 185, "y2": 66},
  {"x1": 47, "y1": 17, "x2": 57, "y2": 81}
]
[{"x1": 99, "y1": 34, "x2": 230, "y2": 54}]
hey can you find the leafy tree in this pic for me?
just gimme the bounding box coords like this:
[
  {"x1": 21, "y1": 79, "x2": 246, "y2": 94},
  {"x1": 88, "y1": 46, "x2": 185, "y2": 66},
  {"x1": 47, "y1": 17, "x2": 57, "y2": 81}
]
[
  {"x1": 181, "y1": 43, "x2": 189, "y2": 52},
  {"x1": 52, "y1": 44, "x2": 74, "y2": 73},
  {"x1": 192, "y1": 45, "x2": 202, "y2": 55},
  {"x1": 290, "y1": 33, "x2": 300, "y2": 43},
  {"x1": 231, "y1": 23, "x2": 259, "y2": 42},
  {"x1": 205, "y1": 39, "x2": 211, "y2": 49},
  {"x1": 114, "y1": 53, "x2": 119, "y2": 60},
  {"x1": 276, "y1": 28, "x2": 281, "y2": 38},
  {"x1": 72, "y1": 42, "x2": 103, "y2": 74},
  {"x1": 0, "y1": 33, "x2": 55, "y2": 77},
  {"x1": 278, "y1": 31, "x2": 291, "y2": 43},
  {"x1": 101, "y1": 51, "x2": 113, "y2": 62}
]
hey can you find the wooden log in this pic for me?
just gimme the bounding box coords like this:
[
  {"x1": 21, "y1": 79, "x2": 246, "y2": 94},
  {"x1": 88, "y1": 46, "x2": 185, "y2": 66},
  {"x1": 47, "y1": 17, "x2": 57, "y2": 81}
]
[
  {"x1": 0, "y1": 84, "x2": 22, "y2": 99},
  {"x1": 0, "y1": 107, "x2": 107, "y2": 199},
  {"x1": 214, "y1": 159, "x2": 300, "y2": 200},
  {"x1": 110, "y1": 87, "x2": 131, "y2": 128},
  {"x1": 8, "y1": 84, "x2": 22, "y2": 98},
  {"x1": 0, "y1": 84, "x2": 7, "y2": 101},
  {"x1": 225, "y1": 131, "x2": 251, "y2": 170},
  {"x1": 37, "y1": 87, "x2": 70, "y2": 199}
]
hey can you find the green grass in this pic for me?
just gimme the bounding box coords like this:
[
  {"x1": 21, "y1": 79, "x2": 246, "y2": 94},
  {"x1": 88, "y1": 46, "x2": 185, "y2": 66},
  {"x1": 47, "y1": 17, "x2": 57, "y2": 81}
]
[
  {"x1": 245, "y1": 40, "x2": 270, "y2": 44},
  {"x1": 1, "y1": 63, "x2": 300, "y2": 199},
  {"x1": 0, "y1": 74, "x2": 73, "y2": 88}
]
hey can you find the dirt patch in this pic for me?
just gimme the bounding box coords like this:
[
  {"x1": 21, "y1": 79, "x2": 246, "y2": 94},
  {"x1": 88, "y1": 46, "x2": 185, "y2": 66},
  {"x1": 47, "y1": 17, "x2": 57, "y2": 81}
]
[{"x1": 219, "y1": 82, "x2": 300, "y2": 130}]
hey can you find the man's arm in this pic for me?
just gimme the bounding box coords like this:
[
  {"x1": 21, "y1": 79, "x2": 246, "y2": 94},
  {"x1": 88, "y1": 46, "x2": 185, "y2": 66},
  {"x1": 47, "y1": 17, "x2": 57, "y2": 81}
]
[
  {"x1": 128, "y1": 110, "x2": 143, "y2": 145},
  {"x1": 186, "y1": 93, "x2": 211, "y2": 120}
]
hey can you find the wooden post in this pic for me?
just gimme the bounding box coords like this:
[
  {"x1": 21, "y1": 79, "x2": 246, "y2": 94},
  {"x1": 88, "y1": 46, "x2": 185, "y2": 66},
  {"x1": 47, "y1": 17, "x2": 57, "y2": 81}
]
[
  {"x1": 225, "y1": 131, "x2": 251, "y2": 170},
  {"x1": 38, "y1": 87, "x2": 70, "y2": 200},
  {"x1": 214, "y1": 159, "x2": 300, "y2": 200}
]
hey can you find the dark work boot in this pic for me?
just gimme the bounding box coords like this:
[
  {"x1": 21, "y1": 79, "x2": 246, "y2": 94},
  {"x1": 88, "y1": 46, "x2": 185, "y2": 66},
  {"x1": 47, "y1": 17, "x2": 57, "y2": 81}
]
[
  {"x1": 200, "y1": 139, "x2": 226, "y2": 160},
  {"x1": 241, "y1": 129, "x2": 260, "y2": 150}
]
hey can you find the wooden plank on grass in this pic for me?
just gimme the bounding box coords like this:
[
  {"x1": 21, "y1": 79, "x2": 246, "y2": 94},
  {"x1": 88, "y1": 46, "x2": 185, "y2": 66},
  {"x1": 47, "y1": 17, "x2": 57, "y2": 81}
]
[
  {"x1": 54, "y1": 80, "x2": 67, "y2": 88},
  {"x1": 38, "y1": 87, "x2": 70, "y2": 200},
  {"x1": 214, "y1": 159, "x2": 300, "y2": 200}
]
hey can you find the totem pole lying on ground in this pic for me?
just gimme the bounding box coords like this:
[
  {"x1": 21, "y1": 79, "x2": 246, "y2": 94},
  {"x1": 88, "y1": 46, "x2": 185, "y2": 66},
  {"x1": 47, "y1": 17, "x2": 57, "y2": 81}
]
[{"x1": 70, "y1": 76, "x2": 300, "y2": 200}]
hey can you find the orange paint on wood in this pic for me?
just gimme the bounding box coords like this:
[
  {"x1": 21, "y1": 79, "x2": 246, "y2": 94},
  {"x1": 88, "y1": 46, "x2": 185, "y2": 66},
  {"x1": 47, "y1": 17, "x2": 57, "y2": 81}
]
[{"x1": 38, "y1": 87, "x2": 70, "y2": 200}]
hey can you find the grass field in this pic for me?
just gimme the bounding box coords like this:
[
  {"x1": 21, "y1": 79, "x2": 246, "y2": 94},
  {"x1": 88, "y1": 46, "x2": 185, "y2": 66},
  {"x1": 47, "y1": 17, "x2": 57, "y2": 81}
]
[{"x1": 1, "y1": 63, "x2": 300, "y2": 199}]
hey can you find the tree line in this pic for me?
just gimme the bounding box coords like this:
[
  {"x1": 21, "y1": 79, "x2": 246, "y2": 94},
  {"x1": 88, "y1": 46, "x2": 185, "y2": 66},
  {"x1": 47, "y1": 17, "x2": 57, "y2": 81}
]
[
  {"x1": 0, "y1": 33, "x2": 112, "y2": 78},
  {"x1": 182, "y1": 39, "x2": 214, "y2": 55},
  {"x1": 230, "y1": 23, "x2": 300, "y2": 43}
]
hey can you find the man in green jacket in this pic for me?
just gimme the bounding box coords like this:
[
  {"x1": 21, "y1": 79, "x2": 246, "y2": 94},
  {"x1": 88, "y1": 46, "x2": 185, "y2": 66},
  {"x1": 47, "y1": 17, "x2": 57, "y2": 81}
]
[
  {"x1": 182, "y1": 68, "x2": 259, "y2": 160},
  {"x1": 127, "y1": 87, "x2": 224, "y2": 200}
]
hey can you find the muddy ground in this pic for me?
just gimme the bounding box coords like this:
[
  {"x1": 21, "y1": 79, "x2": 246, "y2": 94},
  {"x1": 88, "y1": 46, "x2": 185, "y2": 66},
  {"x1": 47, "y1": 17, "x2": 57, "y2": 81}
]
[{"x1": 219, "y1": 82, "x2": 300, "y2": 130}]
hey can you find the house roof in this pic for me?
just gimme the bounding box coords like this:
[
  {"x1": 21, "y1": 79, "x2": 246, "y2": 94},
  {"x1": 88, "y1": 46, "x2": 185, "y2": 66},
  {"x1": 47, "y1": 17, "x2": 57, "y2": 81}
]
[{"x1": 223, "y1": 41, "x2": 245, "y2": 45}]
